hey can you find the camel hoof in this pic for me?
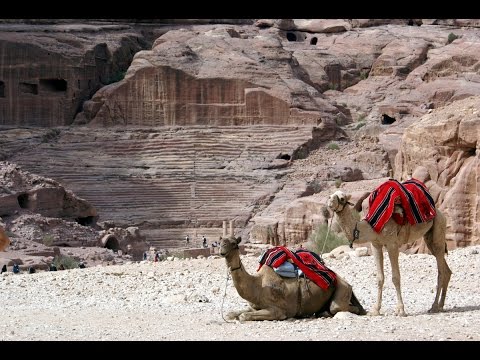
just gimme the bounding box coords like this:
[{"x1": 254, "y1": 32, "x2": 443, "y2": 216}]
[
  {"x1": 225, "y1": 312, "x2": 239, "y2": 320},
  {"x1": 428, "y1": 306, "x2": 442, "y2": 313},
  {"x1": 317, "y1": 311, "x2": 333, "y2": 318},
  {"x1": 238, "y1": 313, "x2": 249, "y2": 322},
  {"x1": 367, "y1": 310, "x2": 381, "y2": 316},
  {"x1": 355, "y1": 308, "x2": 368, "y2": 316},
  {"x1": 394, "y1": 307, "x2": 407, "y2": 317}
]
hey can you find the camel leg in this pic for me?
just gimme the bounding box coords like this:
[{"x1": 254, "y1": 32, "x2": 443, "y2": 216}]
[
  {"x1": 225, "y1": 303, "x2": 261, "y2": 320},
  {"x1": 369, "y1": 244, "x2": 384, "y2": 316},
  {"x1": 238, "y1": 307, "x2": 287, "y2": 321},
  {"x1": 386, "y1": 244, "x2": 406, "y2": 316},
  {"x1": 330, "y1": 275, "x2": 352, "y2": 314},
  {"x1": 225, "y1": 309, "x2": 249, "y2": 320},
  {"x1": 350, "y1": 291, "x2": 367, "y2": 315},
  {"x1": 428, "y1": 253, "x2": 452, "y2": 313},
  {"x1": 424, "y1": 213, "x2": 452, "y2": 313},
  {"x1": 330, "y1": 275, "x2": 364, "y2": 315},
  {"x1": 438, "y1": 258, "x2": 452, "y2": 310}
]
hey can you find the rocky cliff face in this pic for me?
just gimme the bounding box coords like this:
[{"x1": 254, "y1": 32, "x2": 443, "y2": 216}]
[
  {"x1": 1, "y1": 19, "x2": 480, "y2": 254},
  {"x1": 0, "y1": 161, "x2": 149, "y2": 268},
  {"x1": 0, "y1": 161, "x2": 96, "y2": 221},
  {"x1": 0, "y1": 23, "x2": 148, "y2": 126},
  {"x1": 395, "y1": 96, "x2": 480, "y2": 248},
  {"x1": 76, "y1": 25, "x2": 340, "y2": 127}
]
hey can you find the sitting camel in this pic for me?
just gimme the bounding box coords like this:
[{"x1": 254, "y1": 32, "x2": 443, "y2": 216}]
[
  {"x1": 219, "y1": 235, "x2": 366, "y2": 321},
  {"x1": 327, "y1": 189, "x2": 451, "y2": 316},
  {"x1": 0, "y1": 226, "x2": 11, "y2": 252}
]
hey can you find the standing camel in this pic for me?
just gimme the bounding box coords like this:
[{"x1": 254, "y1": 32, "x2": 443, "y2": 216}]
[
  {"x1": 0, "y1": 226, "x2": 11, "y2": 252},
  {"x1": 327, "y1": 189, "x2": 451, "y2": 316},
  {"x1": 219, "y1": 235, "x2": 366, "y2": 321}
]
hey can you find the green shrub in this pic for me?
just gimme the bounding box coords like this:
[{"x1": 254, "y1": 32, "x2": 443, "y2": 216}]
[
  {"x1": 447, "y1": 33, "x2": 459, "y2": 44},
  {"x1": 294, "y1": 146, "x2": 309, "y2": 160},
  {"x1": 307, "y1": 180, "x2": 323, "y2": 194},
  {"x1": 53, "y1": 255, "x2": 79, "y2": 270},
  {"x1": 42, "y1": 234, "x2": 54, "y2": 246},
  {"x1": 327, "y1": 142, "x2": 339, "y2": 150},
  {"x1": 307, "y1": 223, "x2": 348, "y2": 254},
  {"x1": 335, "y1": 178, "x2": 342, "y2": 188},
  {"x1": 355, "y1": 121, "x2": 366, "y2": 130}
]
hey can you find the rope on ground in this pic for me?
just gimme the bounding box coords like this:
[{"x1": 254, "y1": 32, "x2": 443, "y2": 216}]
[{"x1": 221, "y1": 268, "x2": 235, "y2": 323}]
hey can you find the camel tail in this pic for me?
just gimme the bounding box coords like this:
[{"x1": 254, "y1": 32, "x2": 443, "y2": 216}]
[{"x1": 351, "y1": 291, "x2": 367, "y2": 316}]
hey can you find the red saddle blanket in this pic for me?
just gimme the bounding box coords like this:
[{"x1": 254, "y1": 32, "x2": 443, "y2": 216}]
[
  {"x1": 364, "y1": 178, "x2": 436, "y2": 233},
  {"x1": 257, "y1": 246, "x2": 336, "y2": 290}
]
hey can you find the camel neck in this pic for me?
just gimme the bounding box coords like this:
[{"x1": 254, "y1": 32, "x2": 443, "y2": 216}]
[
  {"x1": 226, "y1": 250, "x2": 242, "y2": 271},
  {"x1": 226, "y1": 250, "x2": 259, "y2": 303},
  {"x1": 335, "y1": 205, "x2": 359, "y2": 243},
  {"x1": 230, "y1": 264, "x2": 242, "y2": 272}
]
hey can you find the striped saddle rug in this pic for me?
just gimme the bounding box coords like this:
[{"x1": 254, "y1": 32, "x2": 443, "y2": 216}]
[
  {"x1": 364, "y1": 178, "x2": 436, "y2": 233},
  {"x1": 257, "y1": 246, "x2": 336, "y2": 290}
]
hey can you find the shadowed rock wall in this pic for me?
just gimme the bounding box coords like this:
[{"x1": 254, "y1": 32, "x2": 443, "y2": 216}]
[{"x1": 0, "y1": 24, "x2": 147, "y2": 126}]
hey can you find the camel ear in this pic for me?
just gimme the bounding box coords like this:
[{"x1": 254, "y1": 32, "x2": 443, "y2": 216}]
[
  {"x1": 346, "y1": 194, "x2": 352, "y2": 201},
  {"x1": 236, "y1": 236, "x2": 242, "y2": 244}
]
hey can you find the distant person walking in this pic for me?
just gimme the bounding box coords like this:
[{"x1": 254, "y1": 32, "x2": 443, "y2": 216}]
[
  {"x1": 12, "y1": 263, "x2": 20, "y2": 274},
  {"x1": 202, "y1": 235, "x2": 207, "y2": 248},
  {"x1": 185, "y1": 235, "x2": 190, "y2": 245}
]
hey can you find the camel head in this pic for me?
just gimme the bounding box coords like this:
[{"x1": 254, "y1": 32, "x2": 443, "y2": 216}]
[
  {"x1": 0, "y1": 227, "x2": 11, "y2": 252},
  {"x1": 327, "y1": 190, "x2": 353, "y2": 213},
  {"x1": 219, "y1": 236, "x2": 242, "y2": 257}
]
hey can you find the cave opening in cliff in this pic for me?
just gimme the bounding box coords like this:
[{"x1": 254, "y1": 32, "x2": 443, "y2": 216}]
[
  {"x1": 76, "y1": 216, "x2": 96, "y2": 226},
  {"x1": 286, "y1": 32, "x2": 297, "y2": 42},
  {"x1": 17, "y1": 193, "x2": 29, "y2": 208},
  {"x1": 19, "y1": 82, "x2": 38, "y2": 95},
  {"x1": 104, "y1": 237, "x2": 120, "y2": 252},
  {"x1": 40, "y1": 79, "x2": 67, "y2": 92},
  {"x1": 278, "y1": 154, "x2": 291, "y2": 161},
  {"x1": 310, "y1": 37, "x2": 318, "y2": 45},
  {"x1": 467, "y1": 147, "x2": 476, "y2": 157},
  {"x1": 0, "y1": 81, "x2": 4, "y2": 97},
  {"x1": 381, "y1": 114, "x2": 396, "y2": 125}
]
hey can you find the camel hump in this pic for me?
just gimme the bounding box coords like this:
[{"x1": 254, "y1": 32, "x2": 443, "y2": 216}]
[{"x1": 365, "y1": 178, "x2": 436, "y2": 233}]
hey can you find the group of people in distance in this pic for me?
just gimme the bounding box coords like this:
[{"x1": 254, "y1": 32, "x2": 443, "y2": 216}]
[
  {"x1": 184, "y1": 234, "x2": 219, "y2": 249},
  {"x1": 1, "y1": 261, "x2": 86, "y2": 274}
]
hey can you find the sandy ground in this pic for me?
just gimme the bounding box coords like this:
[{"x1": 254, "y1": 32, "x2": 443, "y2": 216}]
[{"x1": 0, "y1": 244, "x2": 479, "y2": 341}]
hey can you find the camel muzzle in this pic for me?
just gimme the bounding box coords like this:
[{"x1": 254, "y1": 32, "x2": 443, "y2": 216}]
[{"x1": 331, "y1": 195, "x2": 354, "y2": 213}]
